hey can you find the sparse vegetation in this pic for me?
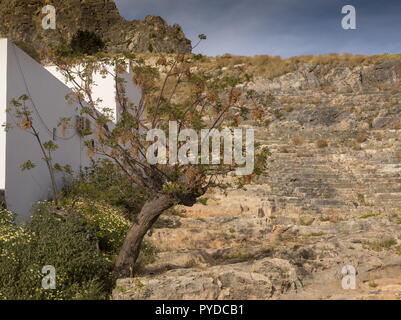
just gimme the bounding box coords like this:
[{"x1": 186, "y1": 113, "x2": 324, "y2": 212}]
[
  {"x1": 355, "y1": 132, "x2": 369, "y2": 143},
  {"x1": 56, "y1": 30, "x2": 105, "y2": 57},
  {"x1": 360, "y1": 214, "x2": 380, "y2": 219},
  {"x1": 291, "y1": 136, "x2": 304, "y2": 146},
  {"x1": 0, "y1": 205, "x2": 114, "y2": 300},
  {"x1": 310, "y1": 232, "x2": 326, "y2": 237},
  {"x1": 0, "y1": 159, "x2": 158, "y2": 300},
  {"x1": 368, "y1": 238, "x2": 397, "y2": 251}
]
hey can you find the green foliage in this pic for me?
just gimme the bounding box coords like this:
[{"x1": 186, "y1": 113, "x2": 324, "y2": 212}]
[
  {"x1": 197, "y1": 197, "x2": 209, "y2": 206},
  {"x1": 316, "y1": 139, "x2": 328, "y2": 149},
  {"x1": 0, "y1": 205, "x2": 113, "y2": 300},
  {"x1": 375, "y1": 238, "x2": 397, "y2": 250},
  {"x1": 57, "y1": 30, "x2": 105, "y2": 57},
  {"x1": 62, "y1": 159, "x2": 147, "y2": 219},
  {"x1": 253, "y1": 147, "x2": 270, "y2": 176},
  {"x1": 0, "y1": 158, "x2": 156, "y2": 300},
  {"x1": 20, "y1": 160, "x2": 36, "y2": 171},
  {"x1": 68, "y1": 200, "x2": 131, "y2": 252},
  {"x1": 43, "y1": 141, "x2": 59, "y2": 152},
  {"x1": 359, "y1": 213, "x2": 380, "y2": 219}
]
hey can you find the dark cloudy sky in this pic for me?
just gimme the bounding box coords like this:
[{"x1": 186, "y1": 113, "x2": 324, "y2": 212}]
[{"x1": 114, "y1": 0, "x2": 401, "y2": 57}]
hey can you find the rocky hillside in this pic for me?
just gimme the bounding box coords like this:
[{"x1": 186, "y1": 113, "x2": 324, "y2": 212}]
[
  {"x1": 0, "y1": 0, "x2": 192, "y2": 56},
  {"x1": 114, "y1": 58, "x2": 401, "y2": 300}
]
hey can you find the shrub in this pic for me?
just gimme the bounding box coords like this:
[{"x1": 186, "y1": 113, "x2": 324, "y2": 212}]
[
  {"x1": 0, "y1": 205, "x2": 114, "y2": 300},
  {"x1": 284, "y1": 105, "x2": 294, "y2": 113},
  {"x1": 368, "y1": 237, "x2": 397, "y2": 252},
  {"x1": 62, "y1": 159, "x2": 147, "y2": 221},
  {"x1": 71, "y1": 30, "x2": 105, "y2": 55},
  {"x1": 57, "y1": 30, "x2": 105, "y2": 57},
  {"x1": 69, "y1": 200, "x2": 131, "y2": 252},
  {"x1": 355, "y1": 132, "x2": 368, "y2": 143},
  {"x1": 291, "y1": 136, "x2": 304, "y2": 146}
]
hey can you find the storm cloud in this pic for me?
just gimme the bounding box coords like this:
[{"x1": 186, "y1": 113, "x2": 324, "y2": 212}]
[{"x1": 115, "y1": 0, "x2": 401, "y2": 57}]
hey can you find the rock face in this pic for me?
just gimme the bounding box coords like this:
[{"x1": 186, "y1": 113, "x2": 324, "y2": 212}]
[
  {"x1": 0, "y1": 0, "x2": 192, "y2": 56},
  {"x1": 113, "y1": 59, "x2": 401, "y2": 300},
  {"x1": 250, "y1": 61, "x2": 401, "y2": 93},
  {"x1": 114, "y1": 258, "x2": 302, "y2": 300}
]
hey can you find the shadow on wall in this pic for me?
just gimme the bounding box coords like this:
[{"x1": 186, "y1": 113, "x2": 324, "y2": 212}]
[{"x1": 0, "y1": 190, "x2": 5, "y2": 209}]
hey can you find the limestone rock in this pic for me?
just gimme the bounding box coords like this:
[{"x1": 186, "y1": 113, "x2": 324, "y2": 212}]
[
  {"x1": 0, "y1": 0, "x2": 192, "y2": 57},
  {"x1": 113, "y1": 258, "x2": 302, "y2": 300}
]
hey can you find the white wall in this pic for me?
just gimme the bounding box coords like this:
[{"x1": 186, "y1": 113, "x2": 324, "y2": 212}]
[
  {"x1": 3, "y1": 39, "x2": 93, "y2": 221},
  {"x1": 0, "y1": 39, "x2": 143, "y2": 221},
  {"x1": 0, "y1": 40, "x2": 7, "y2": 190},
  {"x1": 46, "y1": 61, "x2": 142, "y2": 123}
]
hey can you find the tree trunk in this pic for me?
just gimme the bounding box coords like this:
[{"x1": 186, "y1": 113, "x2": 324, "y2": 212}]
[{"x1": 114, "y1": 194, "x2": 175, "y2": 277}]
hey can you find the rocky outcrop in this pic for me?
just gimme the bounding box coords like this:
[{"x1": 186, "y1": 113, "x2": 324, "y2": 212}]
[
  {"x1": 250, "y1": 61, "x2": 401, "y2": 93},
  {"x1": 114, "y1": 258, "x2": 302, "y2": 300},
  {"x1": 0, "y1": 0, "x2": 192, "y2": 56},
  {"x1": 113, "y1": 60, "x2": 401, "y2": 300}
]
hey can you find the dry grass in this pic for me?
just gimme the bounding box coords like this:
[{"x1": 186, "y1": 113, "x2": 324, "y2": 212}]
[
  {"x1": 355, "y1": 132, "x2": 369, "y2": 143},
  {"x1": 296, "y1": 151, "x2": 313, "y2": 157},
  {"x1": 311, "y1": 97, "x2": 322, "y2": 105},
  {"x1": 283, "y1": 105, "x2": 294, "y2": 113},
  {"x1": 291, "y1": 136, "x2": 304, "y2": 146},
  {"x1": 179, "y1": 52, "x2": 401, "y2": 80},
  {"x1": 316, "y1": 139, "x2": 328, "y2": 149},
  {"x1": 70, "y1": 52, "x2": 401, "y2": 86},
  {"x1": 278, "y1": 146, "x2": 290, "y2": 153}
]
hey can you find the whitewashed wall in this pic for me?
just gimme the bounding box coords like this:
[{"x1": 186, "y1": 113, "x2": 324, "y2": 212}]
[
  {"x1": 46, "y1": 61, "x2": 142, "y2": 123},
  {"x1": 0, "y1": 40, "x2": 7, "y2": 191},
  {"x1": 1, "y1": 39, "x2": 94, "y2": 221}
]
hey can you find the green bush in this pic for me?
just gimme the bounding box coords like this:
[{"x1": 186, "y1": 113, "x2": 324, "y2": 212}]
[
  {"x1": 70, "y1": 200, "x2": 131, "y2": 252},
  {"x1": 0, "y1": 205, "x2": 113, "y2": 300},
  {"x1": 70, "y1": 30, "x2": 105, "y2": 55},
  {"x1": 0, "y1": 161, "x2": 156, "y2": 300},
  {"x1": 62, "y1": 159, "x2": 147, "y2": 220}
]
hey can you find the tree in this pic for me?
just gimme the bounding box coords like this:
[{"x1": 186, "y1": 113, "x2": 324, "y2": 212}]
[{"x1": 47, "y1": 42, "x2": 268, "y2": 277}]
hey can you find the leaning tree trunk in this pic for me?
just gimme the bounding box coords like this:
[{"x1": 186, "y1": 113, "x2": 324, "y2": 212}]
[{"x1": 114, "y1": 195, "x2": 175, "y2": 277}]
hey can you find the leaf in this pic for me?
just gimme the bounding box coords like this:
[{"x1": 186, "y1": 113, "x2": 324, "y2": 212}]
[
  {"x1": 21, "y1": 118, "x2": 32, "y2": 130},
  {"x1": 21, "y1": 160, "x2": 36, "y2": 171},
  {"x1": 43, "y1": 141, "x2": 59, "y2": 151}
]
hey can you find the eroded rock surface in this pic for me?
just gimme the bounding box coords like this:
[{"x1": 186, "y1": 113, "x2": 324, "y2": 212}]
[{"x1": 114, "y1": 60, "x2": 401, "y2": 300}]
